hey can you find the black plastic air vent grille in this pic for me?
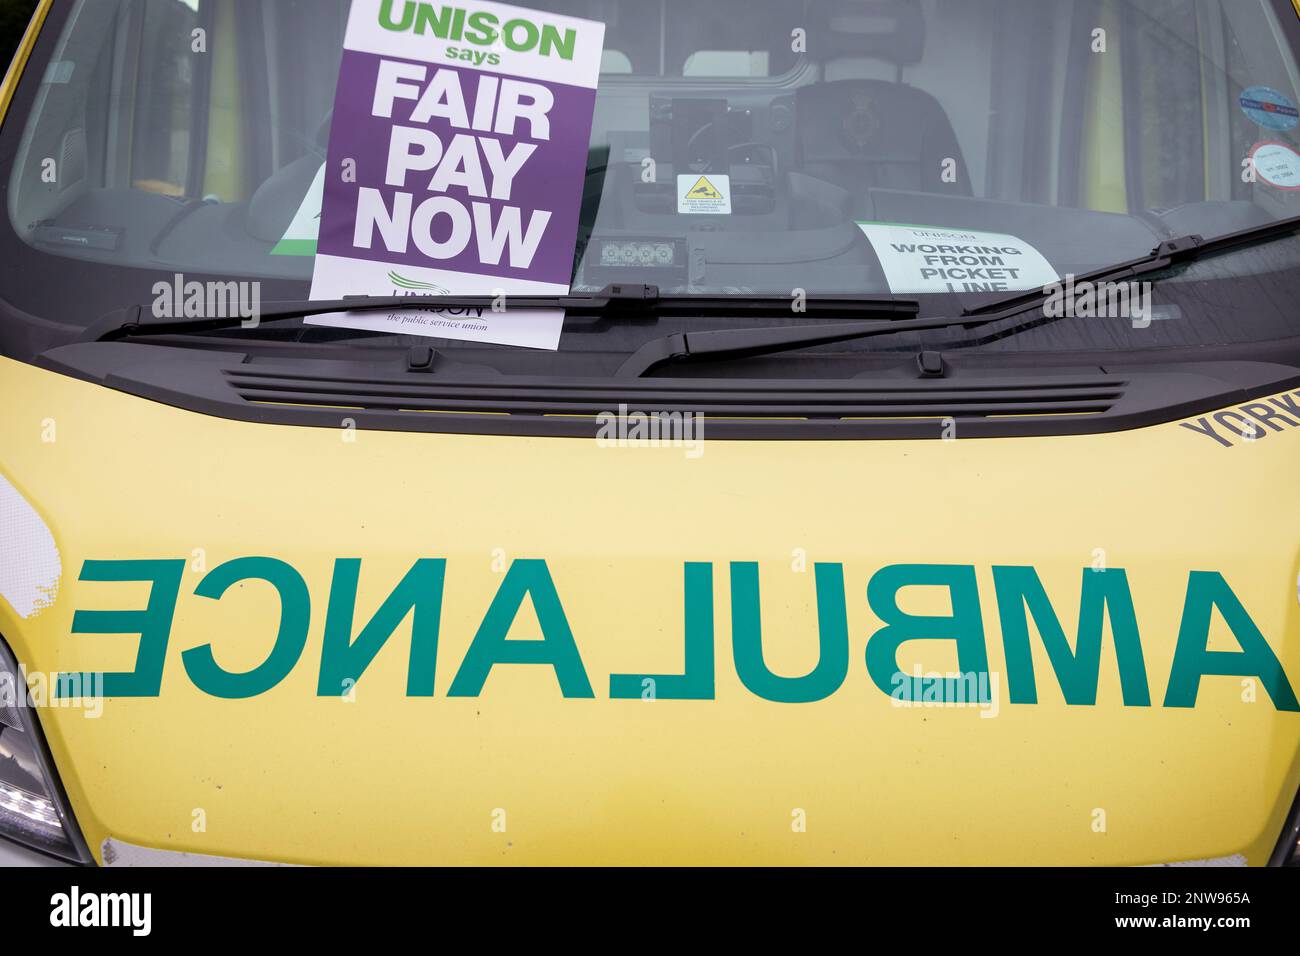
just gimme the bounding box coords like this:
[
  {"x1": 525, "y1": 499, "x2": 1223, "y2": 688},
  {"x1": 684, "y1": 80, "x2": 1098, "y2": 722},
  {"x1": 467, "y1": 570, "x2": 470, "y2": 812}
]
[
  {"x1": 223, "y1": 368, "x2": 1126, "y2": 421},
  {"x1": 41, "y1": 342, "x2": 1291, "y2": 440}
]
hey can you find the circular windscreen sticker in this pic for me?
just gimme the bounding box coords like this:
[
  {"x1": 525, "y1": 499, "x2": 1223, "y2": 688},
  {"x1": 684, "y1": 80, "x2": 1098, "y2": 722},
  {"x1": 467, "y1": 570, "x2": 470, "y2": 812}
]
[
  {"x1": 1240, "y1": 85, "x2": 1300, "y2": 130},
  {"x1": 1250, "y1": 141, "x2": 1300, "y2": 190}
]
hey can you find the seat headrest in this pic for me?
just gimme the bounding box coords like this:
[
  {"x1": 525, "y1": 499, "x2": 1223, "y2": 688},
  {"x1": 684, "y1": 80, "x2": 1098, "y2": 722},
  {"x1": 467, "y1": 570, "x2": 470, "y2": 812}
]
[{"x1": 809, "y1": 0, "x2": 926, "y2": 66}]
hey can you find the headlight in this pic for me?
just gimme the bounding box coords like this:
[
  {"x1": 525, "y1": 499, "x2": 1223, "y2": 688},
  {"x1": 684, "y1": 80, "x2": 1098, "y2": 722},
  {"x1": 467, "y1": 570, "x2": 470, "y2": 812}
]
[
  {"x1": 0, "y1": 637, "x2": 90, "y2": 862},
  {"x1": 1279, "y1": 816, "x2": 1300, "y2": 868},
  {"x1": 1277, "y1": 795, "x2": 1300, "y2": 866}
]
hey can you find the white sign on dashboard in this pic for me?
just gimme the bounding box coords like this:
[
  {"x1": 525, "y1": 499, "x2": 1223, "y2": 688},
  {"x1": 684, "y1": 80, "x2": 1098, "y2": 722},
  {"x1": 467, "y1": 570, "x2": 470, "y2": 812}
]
[{"x1": 857, "y1": 222, "x2": 1059, "y2": 294}]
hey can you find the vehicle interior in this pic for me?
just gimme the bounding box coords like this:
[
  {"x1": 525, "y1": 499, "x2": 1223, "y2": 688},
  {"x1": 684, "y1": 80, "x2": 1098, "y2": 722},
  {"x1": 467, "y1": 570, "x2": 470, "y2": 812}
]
[{"x1": 9, "y1": 0, "x2": 1300, "y2": 298}]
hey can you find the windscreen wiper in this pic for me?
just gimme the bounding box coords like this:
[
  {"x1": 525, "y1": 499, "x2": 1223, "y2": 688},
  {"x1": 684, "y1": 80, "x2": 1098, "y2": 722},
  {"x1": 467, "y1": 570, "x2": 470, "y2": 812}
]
[
  {"x1": 617, "y1": 212, "x2": 1300, "y2": 376},
  {"x1": 616, "y1": 314, "x2": 996, "y2": 376},
  {"x1": 959, "y1": 212, "x2": 1300, "y2": 323},
  {"x1": 80, "y1": 283, "x2": 918, "y2": 342}
]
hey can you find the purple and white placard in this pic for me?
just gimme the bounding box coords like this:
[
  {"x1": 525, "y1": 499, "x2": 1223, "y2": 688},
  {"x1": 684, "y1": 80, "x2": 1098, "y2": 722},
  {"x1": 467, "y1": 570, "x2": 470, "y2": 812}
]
[{"x1": 306, "y1": 0, "x2": 605, "y2": 349}]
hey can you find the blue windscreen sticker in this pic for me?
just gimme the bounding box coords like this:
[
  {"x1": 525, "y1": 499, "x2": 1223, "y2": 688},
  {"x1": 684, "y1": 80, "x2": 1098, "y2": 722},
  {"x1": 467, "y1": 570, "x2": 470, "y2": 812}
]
[{"x1": 1239, "y1": 85, "x2": 1299, "y2": 131}]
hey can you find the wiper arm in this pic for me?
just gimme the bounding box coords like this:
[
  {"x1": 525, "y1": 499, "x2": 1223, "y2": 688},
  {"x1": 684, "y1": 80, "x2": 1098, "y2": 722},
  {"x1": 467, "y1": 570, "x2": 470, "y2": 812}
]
[
  {"x1": 617, "y1": 314, "x2": 997, "y2": 376},
  {"x1": 960, "y1": 212, "x2": 1300, "y2": 321},
  {"x1": 616, "y1": 213, "x2": 1300, "y2": 376},
  {"x1": 80, "y1": 283, "x2": 918, "y2": 342}
]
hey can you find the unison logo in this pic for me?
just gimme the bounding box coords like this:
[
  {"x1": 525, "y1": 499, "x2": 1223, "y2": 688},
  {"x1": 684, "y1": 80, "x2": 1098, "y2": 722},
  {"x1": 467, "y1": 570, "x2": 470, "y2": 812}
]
[
  {"x1": 388, "y1": 270, "x2": 448, "y2": 293},
  {"x1": 378, "y1": 1, "x2": 579, "y2": 61},
  {"x1": 386, "y1": 271, "x2": 486, "y2": 322}
]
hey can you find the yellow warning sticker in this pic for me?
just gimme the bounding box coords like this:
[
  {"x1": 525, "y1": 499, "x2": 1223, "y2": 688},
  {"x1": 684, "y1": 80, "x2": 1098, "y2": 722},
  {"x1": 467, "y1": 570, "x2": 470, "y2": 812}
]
[
  {"x1": 688, "y1": 176, "x2": 722, "y2": 199},
  {"x1": 677, "y1": 173, "x2": 732, "y2": 214}
]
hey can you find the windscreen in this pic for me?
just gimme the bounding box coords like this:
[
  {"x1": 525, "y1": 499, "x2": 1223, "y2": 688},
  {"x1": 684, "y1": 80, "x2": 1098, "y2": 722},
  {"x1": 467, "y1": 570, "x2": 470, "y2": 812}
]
[{"x1": 4, "y1": 0, "x2": 1300, "y2": 360}]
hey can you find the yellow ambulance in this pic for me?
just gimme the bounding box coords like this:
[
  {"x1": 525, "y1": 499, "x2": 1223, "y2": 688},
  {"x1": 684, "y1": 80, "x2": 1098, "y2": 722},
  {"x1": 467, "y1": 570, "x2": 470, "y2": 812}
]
[{"x1": 1, "y1": 0, "x2": 1299, "y2": 866}]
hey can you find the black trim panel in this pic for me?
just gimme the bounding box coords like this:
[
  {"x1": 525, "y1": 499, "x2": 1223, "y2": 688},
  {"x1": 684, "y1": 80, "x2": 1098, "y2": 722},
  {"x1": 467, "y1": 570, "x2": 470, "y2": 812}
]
[{"x1": 34, "y1": 342, "x2": 1300, "y2": 441}]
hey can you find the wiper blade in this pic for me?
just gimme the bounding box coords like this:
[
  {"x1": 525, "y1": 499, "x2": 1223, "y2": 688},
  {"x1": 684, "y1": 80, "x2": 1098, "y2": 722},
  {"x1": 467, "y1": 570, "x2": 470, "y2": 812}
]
[
  {"x1": 80, "y1": 283, "x2": 918, "y2": 342},
  {"x1": 616, "y1": 213, "x2": 1300, "y2": 376},
  {"x1": 960, "y1": 212, "x2": 1300, "y2": 321},
  {"x1": 618, "y1": 314, "x2": 995, "y2": 376}
]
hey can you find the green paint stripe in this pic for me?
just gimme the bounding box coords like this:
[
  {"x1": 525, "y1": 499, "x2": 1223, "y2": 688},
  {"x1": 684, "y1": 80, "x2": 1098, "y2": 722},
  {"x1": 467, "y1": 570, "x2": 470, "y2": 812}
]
[{"x1": 270, "y1": 238, "x2": 318, "y2": 257}]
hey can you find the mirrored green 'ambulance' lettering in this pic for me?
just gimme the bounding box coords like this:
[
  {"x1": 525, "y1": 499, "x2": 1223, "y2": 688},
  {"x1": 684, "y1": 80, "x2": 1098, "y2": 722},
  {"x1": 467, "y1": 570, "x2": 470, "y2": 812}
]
[{"x1": 56, "y1": 558, "x2": 1300, "y2": 712}]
